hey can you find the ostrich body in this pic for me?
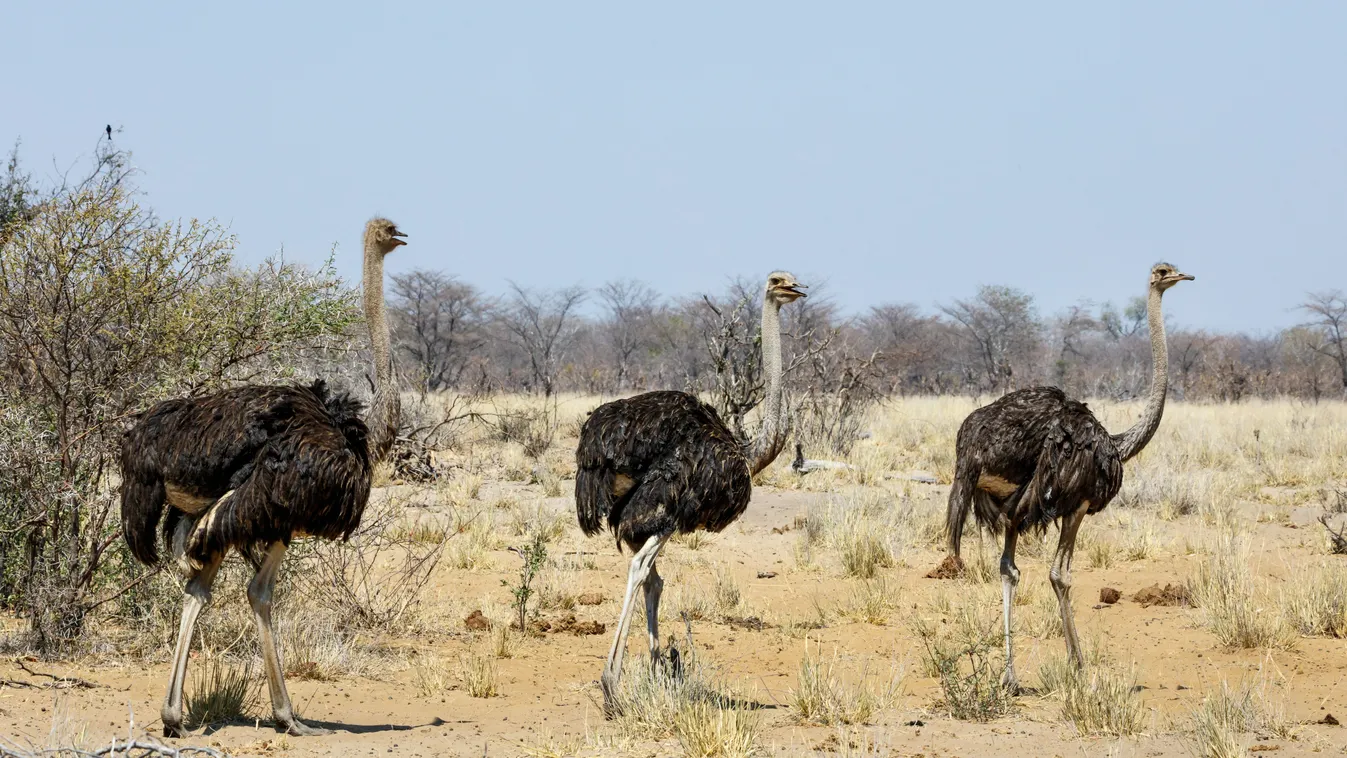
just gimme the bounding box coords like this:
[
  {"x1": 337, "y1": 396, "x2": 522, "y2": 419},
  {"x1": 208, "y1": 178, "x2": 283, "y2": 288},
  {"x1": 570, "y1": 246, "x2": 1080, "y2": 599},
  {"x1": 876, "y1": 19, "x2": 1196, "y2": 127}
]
[
  {"x1": 575, "y1": 271, "x2": 805, "y2": 714},
  {"x1": 946, "y1": 262, "x2": 1192, "y2": 691},
  {"x1": 120, "y1": 218, "x2": 405, "y2": 737}
]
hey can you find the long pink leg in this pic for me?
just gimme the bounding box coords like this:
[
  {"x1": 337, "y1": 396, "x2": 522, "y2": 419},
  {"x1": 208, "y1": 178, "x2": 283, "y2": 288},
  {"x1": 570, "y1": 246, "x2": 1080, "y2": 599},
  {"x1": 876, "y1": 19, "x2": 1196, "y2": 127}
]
[
  {"x1": 1050, "y1": 506, "x2": 1089, "y2": 669},
  {"x1": 600, "y1": 532, "x2": 670, "y2": 716},
  {"x1": 248, "y1": 542, "x2": 331, "y2": 736},
  {"x1": 998, "y1": 528, "x2": 1022, "y2": 693},
  {"x1": 161, "y1": 552, "x2": 224, "y2": 737}
]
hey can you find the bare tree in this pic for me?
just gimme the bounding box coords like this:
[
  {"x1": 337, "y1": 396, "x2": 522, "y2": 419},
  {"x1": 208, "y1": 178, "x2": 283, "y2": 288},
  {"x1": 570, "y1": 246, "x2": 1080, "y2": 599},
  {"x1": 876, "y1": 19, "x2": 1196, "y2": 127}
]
[
  {"x1": 1051, "y1": 303, "x2": 1100, "y2": 396},
  {"x1": 597, "y1": 279, "x2": 660, "y2": 391},
  {"x1": 389, "y1": 269, "x2": 489, "y2": 393},
  {"x1": 1100, "y1": 296, "x2": 1146, "y2": 340},
  {"x1": 1300, "y1": 290, "x2": 1347, "y2": 393},
  {"x1": 940, "y1": 285, "x2": 1042, "y2": 392},
  {"x1": 498, "y1": 282, "x2": 587, "y2": 397}
]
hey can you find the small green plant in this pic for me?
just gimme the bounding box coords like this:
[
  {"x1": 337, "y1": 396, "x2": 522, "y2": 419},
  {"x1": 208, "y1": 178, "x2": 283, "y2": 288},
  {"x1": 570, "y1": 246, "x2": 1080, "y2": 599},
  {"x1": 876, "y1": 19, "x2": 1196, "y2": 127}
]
[{"x1": 504, "y1": 531, "x2": 548, "y2": 631}]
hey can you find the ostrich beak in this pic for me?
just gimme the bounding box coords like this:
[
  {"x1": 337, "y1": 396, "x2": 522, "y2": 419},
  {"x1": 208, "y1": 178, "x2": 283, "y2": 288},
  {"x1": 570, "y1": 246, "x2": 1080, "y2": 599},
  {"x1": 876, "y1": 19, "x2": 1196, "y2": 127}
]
[
  {"x1": 1172, "y1": 272, "x2": 1194, "y2": 282},
  {"x1": 391, "y1": 229, "x2": 408, "y2": 246},
  {"x1": 781, "y1": 281, "x2": 807, "y2": 298}
]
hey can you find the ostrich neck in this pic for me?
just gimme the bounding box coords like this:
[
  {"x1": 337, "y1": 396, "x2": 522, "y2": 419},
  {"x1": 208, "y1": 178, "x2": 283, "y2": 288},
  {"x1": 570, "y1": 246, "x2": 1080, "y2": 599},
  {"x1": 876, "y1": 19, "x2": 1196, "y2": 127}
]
[
  {"x1": 1113, "y1": 287, "x2": 1168, "y2": 462},
  {"x1": 748, "y1": 297, "x2": 788, "y2": 475},
  {"x1": 363, "y1": 245, "x2": 399, "y2": 463}
]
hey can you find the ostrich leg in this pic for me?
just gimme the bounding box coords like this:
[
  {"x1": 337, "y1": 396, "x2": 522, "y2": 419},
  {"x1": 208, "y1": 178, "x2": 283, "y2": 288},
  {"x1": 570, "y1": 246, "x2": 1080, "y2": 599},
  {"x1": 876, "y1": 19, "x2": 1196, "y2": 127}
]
[
  {"x1": 600, "y1": 532, "x2": 671, "y2": 716},
  {"x1": 998, "y1": 528, "x2": 1022, "y2": 693},
  {"x1": 161, "y1": 552, "x2": 224, "y2": 738},
  {"x1": 1050, "y1": 506, "x2": 1089, "y2": 669},
  {"x1": 248, "y1": 542, "x2": 331, "y2": 736},
  {"x1": 644, "y1": 562, "x2": 664, "y2": 665}
]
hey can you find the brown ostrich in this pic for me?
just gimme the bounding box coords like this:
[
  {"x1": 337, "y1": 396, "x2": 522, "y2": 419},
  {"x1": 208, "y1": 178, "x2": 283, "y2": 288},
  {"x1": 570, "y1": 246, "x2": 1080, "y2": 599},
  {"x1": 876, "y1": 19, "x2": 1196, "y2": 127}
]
[
  {"x1": 946, "y1": 262, "x2": 1193, "y2": 692},
  {"x1": 575, "y1": 271, "x2": 806, "y2": 715},
  {"x1": 120, "y1": 218, "x2": 405, "y2": 736}
]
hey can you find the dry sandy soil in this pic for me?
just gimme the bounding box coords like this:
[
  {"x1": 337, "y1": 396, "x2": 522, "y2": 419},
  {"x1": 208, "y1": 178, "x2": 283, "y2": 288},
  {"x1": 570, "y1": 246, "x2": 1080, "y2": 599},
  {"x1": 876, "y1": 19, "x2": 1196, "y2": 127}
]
[{"x1": 2, "y1": 397, "x2": 1345, "y2": 757}]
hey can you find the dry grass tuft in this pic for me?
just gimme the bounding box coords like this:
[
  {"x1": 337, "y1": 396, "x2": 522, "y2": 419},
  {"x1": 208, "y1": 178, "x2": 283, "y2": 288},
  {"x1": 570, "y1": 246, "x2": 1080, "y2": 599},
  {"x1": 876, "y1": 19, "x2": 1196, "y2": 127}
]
[
  {"x1": 460, "y1": 649, "x2": 499, "y2": 698},
  {"x1": 1280, "y1": 559, "x2": 1347, "y2": 638},
  {"x1": 1185, "y1": 678, "x2": 1299, "y2": 758},
  {"x1": 835, "y1": 509, "x2": 894, "y2": 579},
  {"x1": 610, "y1": 647, "x2": 760, "y2": 757},
  {"x1": 673, "y1": 698, "x2": 761, "y2": 758},
  {"x1": 1056, "y1": 664, "x2": 1144, "y2": 736},
  {"x1": 1189, "y1": 531, "x2": 1295, "y2": 649},
  {"x1": 186, "y1": 655, "x2": 256, "y2": 729},
  {"x1": 412, "y1": 654, "x2": 454, "y2": 697},
  {"x1": 838, "y1": 578, "x2": 898, "y2": 625},
  {"x1": 790, "y1": 641, "x2": 899, "y2": 725}
]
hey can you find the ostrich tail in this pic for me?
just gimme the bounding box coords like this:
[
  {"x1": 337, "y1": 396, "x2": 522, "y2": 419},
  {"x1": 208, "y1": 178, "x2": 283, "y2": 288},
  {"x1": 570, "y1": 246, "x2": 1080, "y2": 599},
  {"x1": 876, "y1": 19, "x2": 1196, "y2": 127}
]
[
  {"x1": 121, "y1": 473, "x2": 167, "y2": 565},
  {"x1": 575, "y1": 467, "x2": 614, "y2": 537},
  {"x1": 945, "y1": 469, "x2": 975, "y2": 557}
]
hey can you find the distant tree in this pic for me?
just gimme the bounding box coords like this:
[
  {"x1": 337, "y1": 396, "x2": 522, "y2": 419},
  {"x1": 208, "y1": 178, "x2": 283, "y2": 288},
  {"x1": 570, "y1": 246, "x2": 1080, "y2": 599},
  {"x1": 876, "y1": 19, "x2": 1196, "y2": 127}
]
[
  {"x1": 1052, "y1": 303, "x2": 1100, "y2": 394},
  {"x1": 940, "y1": 285, "x2": 1042, "y2": 392},
  {"x1": 498, "y1": 283, "x2": 586, "y2": 397},
  {"x1": 1300, "y1": 290, "x2": 1347, "y2": 393},
  {"x1": 596, "y1": 279, "x2": 659, "y2": 391},
  {"x1": 1100, "y1": 296, "x2": 1147, "y2": 340},
  {"x1": 390, "y1": 269, "x2": 489, "y2": 393}
]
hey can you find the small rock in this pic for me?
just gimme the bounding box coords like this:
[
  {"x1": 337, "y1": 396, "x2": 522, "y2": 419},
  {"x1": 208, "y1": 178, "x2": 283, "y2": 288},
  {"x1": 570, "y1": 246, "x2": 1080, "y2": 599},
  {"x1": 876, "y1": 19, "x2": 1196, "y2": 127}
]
[
  {"x1": 1100, "y1": 587, "x2": 1121, "y2": 604},
  {"x1": 757, "y1": 571, "x2": 778, "y2": 579},
  {"x1": 925, "y1": 554, "x2": 965, "y2": 580},
  {"x1": 1321, "y1": 713, "x2": 1340, "y2": 726},
  {"x1": 1177, "y1": 684, "x2": 1190, "y2": 691},
  {"x1": 577, "y1": 592, "x2": 604, "y2": 606},
  {"x1": 904, "y1": 719, "x2": 925, "y2": 727},
  {"x1": 464, "y1": 610, "x2": 491, "y2": 632}
]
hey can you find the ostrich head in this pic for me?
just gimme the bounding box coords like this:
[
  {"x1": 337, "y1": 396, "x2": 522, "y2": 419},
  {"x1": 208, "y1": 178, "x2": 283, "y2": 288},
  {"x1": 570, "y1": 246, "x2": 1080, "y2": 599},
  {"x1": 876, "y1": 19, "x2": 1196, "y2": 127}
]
[
  {"x1": 766, "y1": 271, "x2": 807, "y2": 305},
  {"x1": 365, "y1": 217, "x2": 407, "y2": 256},
  {"x1": 1149, "y1": 261, "x2": 1194, "y2": 292}
]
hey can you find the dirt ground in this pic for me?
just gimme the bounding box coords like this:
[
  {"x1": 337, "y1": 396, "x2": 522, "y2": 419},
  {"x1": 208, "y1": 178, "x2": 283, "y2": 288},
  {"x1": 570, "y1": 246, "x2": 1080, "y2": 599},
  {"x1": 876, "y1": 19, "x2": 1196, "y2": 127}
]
[{"x1": 2, "y1": 398, "x2": 1345, "y2": 757}]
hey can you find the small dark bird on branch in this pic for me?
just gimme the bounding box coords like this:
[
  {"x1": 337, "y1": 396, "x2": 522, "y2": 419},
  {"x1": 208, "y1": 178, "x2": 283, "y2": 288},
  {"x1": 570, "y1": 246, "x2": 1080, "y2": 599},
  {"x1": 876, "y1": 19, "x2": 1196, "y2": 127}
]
[{"x1": 105, "y1": 125, "x2": 112, "y2": 140}]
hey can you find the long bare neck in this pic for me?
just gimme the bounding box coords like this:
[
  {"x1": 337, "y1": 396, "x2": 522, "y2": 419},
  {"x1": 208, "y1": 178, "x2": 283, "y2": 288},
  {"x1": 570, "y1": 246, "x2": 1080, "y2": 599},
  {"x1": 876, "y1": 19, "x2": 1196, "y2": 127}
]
[
  {"x1": 363, "y1": 243, "x2": 399, "y2": 463},
  {"x1": 1112, "y1": 287, "x2": 1168, "y2": 462},
  {"x1": 748, "y1": 297, "x2": 788, "y2": 475}
]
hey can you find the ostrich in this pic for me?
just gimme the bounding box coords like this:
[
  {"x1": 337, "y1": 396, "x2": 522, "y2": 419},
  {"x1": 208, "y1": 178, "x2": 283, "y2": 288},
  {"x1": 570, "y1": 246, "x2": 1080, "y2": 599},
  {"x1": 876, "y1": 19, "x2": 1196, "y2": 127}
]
[
  {"x1": 576, "y1": 271, "x2": 806, "y2": 715},
  {"x1": 120, "y1": 218, "x2": 405, "y2": 737},
  {"x1": 946, "y1": 262, "x2": 1193, "y2": 692}
]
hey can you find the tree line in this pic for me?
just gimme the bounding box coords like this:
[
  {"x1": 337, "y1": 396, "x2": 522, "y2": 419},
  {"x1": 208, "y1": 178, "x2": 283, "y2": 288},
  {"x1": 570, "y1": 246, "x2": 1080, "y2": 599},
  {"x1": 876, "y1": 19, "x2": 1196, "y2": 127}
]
[{"x1": 392, "y1": 267, "x2": 1347, "y2": 406}]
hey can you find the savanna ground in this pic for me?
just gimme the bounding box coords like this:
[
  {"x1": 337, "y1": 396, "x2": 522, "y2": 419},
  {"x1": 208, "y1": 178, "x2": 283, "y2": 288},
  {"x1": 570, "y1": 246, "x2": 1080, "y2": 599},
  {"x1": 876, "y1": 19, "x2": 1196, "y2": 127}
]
[{"x1": 2, "y1": 396, "x2": 1346, "y2": 758}]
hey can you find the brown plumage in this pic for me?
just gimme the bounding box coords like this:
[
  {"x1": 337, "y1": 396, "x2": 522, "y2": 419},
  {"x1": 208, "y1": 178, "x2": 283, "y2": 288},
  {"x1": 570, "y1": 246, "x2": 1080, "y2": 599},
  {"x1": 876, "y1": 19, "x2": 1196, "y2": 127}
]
[
  {"x1": 576, "y1": 391, "x2": 751, "y2": 550},
  {"x1": 576, "y1": 271, "x2": 805, "y2": 717},
  {"x1": 121, "y1": 380, "x2": 370, "y2": 568},
  {"x1": 945, "y1": 262, "x2": 1192, "y2": 693},
  {"x1": 119, "y1": 217, "x2": 405, "y2": 738}
]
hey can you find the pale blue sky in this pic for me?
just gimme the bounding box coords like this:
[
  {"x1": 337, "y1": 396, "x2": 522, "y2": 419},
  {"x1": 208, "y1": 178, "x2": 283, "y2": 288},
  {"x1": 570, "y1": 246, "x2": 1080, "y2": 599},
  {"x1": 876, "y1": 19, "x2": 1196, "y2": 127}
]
[{"x1": 5, "y1": 2, "x2": 1345, "y2": 332}]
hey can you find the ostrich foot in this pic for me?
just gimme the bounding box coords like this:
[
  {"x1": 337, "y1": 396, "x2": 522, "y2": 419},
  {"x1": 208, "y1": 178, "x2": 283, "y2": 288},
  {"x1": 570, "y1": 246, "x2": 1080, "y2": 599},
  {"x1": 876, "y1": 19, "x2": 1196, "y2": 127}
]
[
  {"x1": 275, "y1": 714, "x2": 333, "y2": 736},
  {"x1": 162, "y1": 707, "x2": 188, "y2": 738},
  {"x1": 600, "y1": 671, "x2": 621, "y2": 720}
]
